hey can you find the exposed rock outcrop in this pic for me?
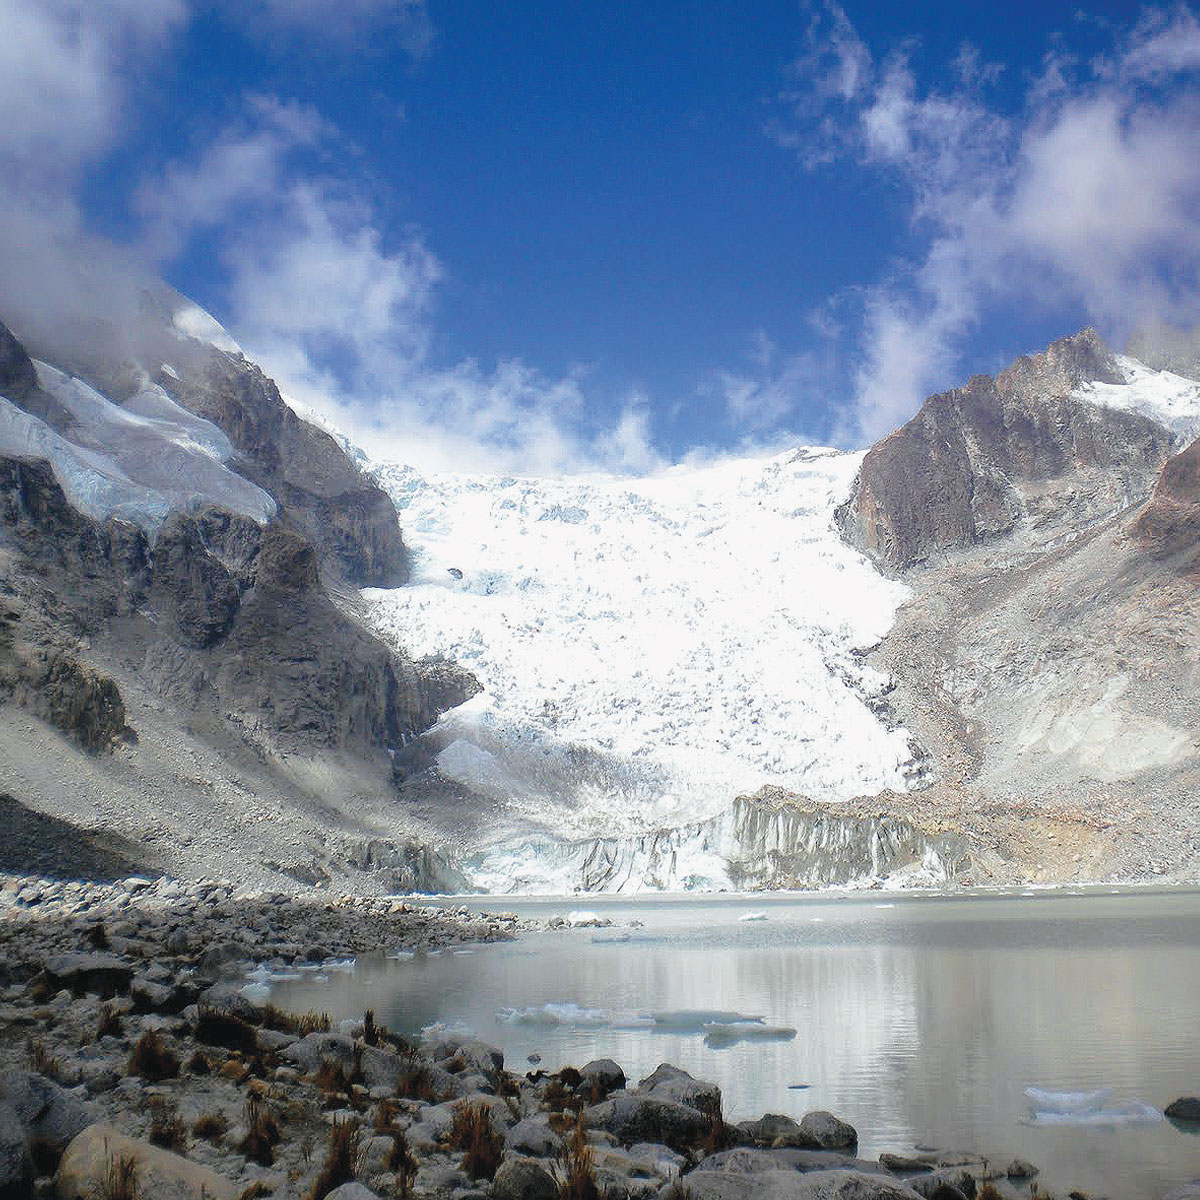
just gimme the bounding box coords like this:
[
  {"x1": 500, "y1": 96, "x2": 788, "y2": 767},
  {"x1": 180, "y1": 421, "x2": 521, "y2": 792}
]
[
  {"x1": 153, "y1": 349, "x2": 408, "y2": 586},
  {"x1": 837, "y1": 330, "x2": 1175, "y2": 570},
  {"x1": 0, "y1": 313, "x2": 478, "y2": 893},
  {"x1": 1134, "y1": 438, "x2": 1200, "y2": 571}
]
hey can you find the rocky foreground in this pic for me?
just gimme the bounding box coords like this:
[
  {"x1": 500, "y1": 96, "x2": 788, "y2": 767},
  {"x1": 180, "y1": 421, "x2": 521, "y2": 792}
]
[{"x1": 0, "y1": 873, "x2": 1116, "y2": 1200}]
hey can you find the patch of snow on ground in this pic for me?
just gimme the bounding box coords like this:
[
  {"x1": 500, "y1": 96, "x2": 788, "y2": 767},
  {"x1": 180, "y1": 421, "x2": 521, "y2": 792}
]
[
  {"x1": 366, "y1": 447, "x2": 914, "y2": 861},
  {"x1": 1080, "y1": 356, "x2": 1200, "y2": 441}
]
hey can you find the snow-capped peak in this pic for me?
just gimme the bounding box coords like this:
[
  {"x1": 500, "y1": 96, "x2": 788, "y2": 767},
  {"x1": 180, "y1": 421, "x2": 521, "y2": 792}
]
[{"x1": 1078, "y1": 354, "x2": 1200, "y2": 442}]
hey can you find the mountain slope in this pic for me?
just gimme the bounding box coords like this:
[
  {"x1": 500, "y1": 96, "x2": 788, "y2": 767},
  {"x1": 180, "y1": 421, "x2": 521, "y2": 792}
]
[
  {"x1": 0, "y1": 308, "x2": 475, "y2": 892},
  {"x1": 838, "y1": 331, "x2": 1200, "y2": 884}
]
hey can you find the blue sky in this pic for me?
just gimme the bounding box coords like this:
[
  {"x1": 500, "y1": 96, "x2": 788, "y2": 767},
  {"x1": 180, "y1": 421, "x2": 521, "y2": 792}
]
[{"x1": 2, "y1": 2, "x2": 1200, "y2": 472}]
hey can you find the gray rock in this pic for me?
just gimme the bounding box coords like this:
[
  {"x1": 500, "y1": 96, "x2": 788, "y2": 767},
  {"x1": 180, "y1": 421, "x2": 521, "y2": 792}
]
[
  {"x1": 637, "y1": 1063, "x2": 721, "y2": 1114},
  {"x1": 674, "y1": 1167, "x2": 925, "y2": 1199},
  {"x1": 491, "y1": 1156, "x2": 558, "y2": 1200},
  {"x1": 585, "y1": 1092, "x2": 712, "y2": 1150},
  {"x1": 197, "y1": 944, "x2": 245, "y2": 979},
  {"x1": 699, "y1": 1149, "x2": 881, "y2": 1177},
  {"x1": 740, "y1": 1114, "x2": 805, "y2": 1146},
  {"x1": 1005, "y1": 1159, "x2": 1037, "y2": 1179},
  {"x1": 323, "y1": 1185, "x2": 381, "y2": 1200},
  {"x1": 41, "y1": 954, "x2": 132, "y2": 998},
  {"x1": 1167, "y1": 1098, "x2": 1200, "y2": 1122},
  {"x1": 880, "y1": 1154, "x2": 933, "y2": 1173},
  {"x1": 0, "y1": 1101, "x2": 33, "y2": 1197},
  {"x1": 581, "y1": 1058, "x2": 626, "y2": 1097},
  {"x1": 0, "y1": 1071, "x2": 90, "y2": 1165},
  {"x1": 506, "y1": 1114, "x2": 559, "y2": 1158},
  {"x1": 787, "y1": 1112, "x2": 858, "y2": 1152}
]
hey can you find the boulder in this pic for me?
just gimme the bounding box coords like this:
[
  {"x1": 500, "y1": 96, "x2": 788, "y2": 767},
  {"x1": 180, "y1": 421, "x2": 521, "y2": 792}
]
[
  {"x1": 1166, "y1": 1098, "x2": 1200, "y2": 1122},
  {"x1": 41, "y1": 955, "x2": 132, "y2": 999},
  {"x1": 585, "y1": 1093, "x2": 712, "y2": 1150},
  {"x1": 580, "y1": 1058, "x2": 626, "y2": 1097},
  {"x1": 637, "y1": 1064, "x2": 721, "y2": 1114},
  {"x1": 323, "y1": 1185, "x2": 381, "y2": 1200},
  {"x1": 0, "y1": 1102, "x2": 33, "y2": 1199},
  {"x1": 56, "y1": 1124, "x2": 238, "y2": 1200},
  {"x1": 506, "y1": 1114, "x2": 559, "y2": 1158},
  {"x1": 491, "y1": 1156, "x2": 558, "y2": 1200},
  {"x1": 0, "y1": 1071, "x2": 90, "y2": 1167},
  {"x1": 675, "y1": 1167, "x2": 925, "y2": 1199},
  {"x1": 740, "y1": 1114, "x2": 804, "y2": 1146},
  {"x1": 771, "y1": 1112, "x2": 858, "y2": 1153}
]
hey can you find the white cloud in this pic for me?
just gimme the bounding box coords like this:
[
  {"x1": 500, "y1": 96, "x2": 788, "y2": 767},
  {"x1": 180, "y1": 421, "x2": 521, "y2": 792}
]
[
  {"x1": 780, "y1": 3, "x2": 1200, "y2": 443},
  {"x1": 0, "y1": 0, "x2": 186, "y2": 188},
  {"x1": 136, "y1": 94, "x2": 662, "y2": 477},
  {"x1": 234, "y1": 0, "x2": 433, "y2": 54}
]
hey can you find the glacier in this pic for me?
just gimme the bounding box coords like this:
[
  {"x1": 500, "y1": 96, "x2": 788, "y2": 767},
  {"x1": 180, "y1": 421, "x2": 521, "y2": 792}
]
[
  {"x1": 366, "y1": 447, "x2": 921, "y2": 890},
  {"x1": 0, "y1": 362, "x2": 275, "y2": 536}
]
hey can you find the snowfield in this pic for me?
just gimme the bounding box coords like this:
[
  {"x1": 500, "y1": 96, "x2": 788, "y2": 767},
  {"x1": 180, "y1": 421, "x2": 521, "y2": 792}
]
[{"x1": 366, "y1": 447, "x2": 917, "y2": 870}]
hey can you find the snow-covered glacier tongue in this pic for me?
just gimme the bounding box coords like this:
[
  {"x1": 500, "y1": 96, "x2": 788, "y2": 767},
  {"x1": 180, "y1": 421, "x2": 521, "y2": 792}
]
[{"x1": 366, "y1": 447, "x2": 922, "y2": 892}]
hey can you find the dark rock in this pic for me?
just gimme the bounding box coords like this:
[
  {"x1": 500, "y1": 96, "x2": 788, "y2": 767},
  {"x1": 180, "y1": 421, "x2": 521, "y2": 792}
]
[
  {"x1": 156, "y1": 350, "x2": 408, "y2": 586},
  {"x1": 838, "y1": 329, "x2": 1175, "y2": 570},
  {"x1": 150, "y1": 512, "x2": 243, "y2": 649},
  {"x1": 491, "y1": 1156, "x2": 558, "y2": 1200},
  {"x1": 0, "y1": 321, "x2": 74, "y2": 430},
  {"x1": 1166, "y1": 1098, "x2": 1200, "y2": 1122},
  {"x1": 0, "y1": 648, "x2": 128, "y2": 753},
  {"x1": 1005, "y1": 1160, "x2": 1038, "y2": 1179},
  {"x1": 584, "y1": 1093, "x2": 712, "y2": 1151},
  {"x1": 770, "y1": 1112, "x2": 858, "y2": 1153},
  {"x1": 0, "y1": 1101, "x2": 33, "y2": 1199},
  {"x1": 880, "y1": 1154, "x2": 933, "y2": 1173},
  {"x1": 41, "y1": 954, "x2": 132, "y2": 998},
  {"x1": 739, "y1": 1114, "x2": 805, "y2": 1146},
  {"x1": 580, "y1": 1058, "x2": 626, "y2": 1098},
  {"x1": 0, "y1": 1071, "x2": 90, "y2": 1168}
]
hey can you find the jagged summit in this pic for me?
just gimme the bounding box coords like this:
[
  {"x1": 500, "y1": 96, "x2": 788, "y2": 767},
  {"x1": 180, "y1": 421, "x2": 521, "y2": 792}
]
[{"x1": 837, "y1": 329, "x2": 1191, "y2": 571}]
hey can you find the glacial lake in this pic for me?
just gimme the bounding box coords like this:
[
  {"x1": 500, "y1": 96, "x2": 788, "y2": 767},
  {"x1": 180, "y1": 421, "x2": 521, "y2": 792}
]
[{"x1": 267, "y1": 889, "x2": 1200, "y2": 1200}]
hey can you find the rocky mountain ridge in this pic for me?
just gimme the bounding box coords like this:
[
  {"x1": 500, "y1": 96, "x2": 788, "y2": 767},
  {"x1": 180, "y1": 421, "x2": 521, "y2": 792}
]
[{"x1": 0, "y1": 308, "x2": 477, "y2": 892}]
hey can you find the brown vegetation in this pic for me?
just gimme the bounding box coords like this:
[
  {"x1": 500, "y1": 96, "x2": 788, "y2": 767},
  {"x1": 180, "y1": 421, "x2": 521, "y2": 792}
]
[
  {"x1": 448, "y1": 1101, "x2": 504, "y2": 1181},
  {"x1": 128, "y1": 1030, "x2": 179, "y2": 1081},
  {"x1": 306, "y1": 1118, "x2": 359, "y2": 1200}
]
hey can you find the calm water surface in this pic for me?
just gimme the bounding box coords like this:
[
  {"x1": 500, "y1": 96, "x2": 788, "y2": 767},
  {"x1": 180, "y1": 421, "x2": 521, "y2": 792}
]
[{"x1": 270, "y1": 889, "x2": 1200, "y2": 1200}]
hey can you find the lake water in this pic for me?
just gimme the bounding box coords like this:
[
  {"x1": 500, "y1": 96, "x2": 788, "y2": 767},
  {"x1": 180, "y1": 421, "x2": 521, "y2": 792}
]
[{"x1": 268, "y1": 889, "x2": 1200, "y2": 1200}]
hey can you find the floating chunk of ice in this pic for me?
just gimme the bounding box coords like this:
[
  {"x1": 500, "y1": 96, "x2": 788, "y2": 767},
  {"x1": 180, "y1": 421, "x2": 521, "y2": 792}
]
[
  {"x1": 497, "y1": 1002, "x2": 611, "y2": 1028},
  {"x1": 739, "y1": 911, "x2": 768, "y2": 922},
  {"x1": 703, "y1": 1021, "x2": 797, "y2": 1048},
  {"x1": 1023, "y1": 1086, "x2": 1114, "y2": 1113}
]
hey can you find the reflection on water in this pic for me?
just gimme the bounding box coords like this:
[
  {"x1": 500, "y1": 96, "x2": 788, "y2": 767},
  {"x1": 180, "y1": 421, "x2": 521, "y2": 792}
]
[{"x1": 269, "y1": 890, "x2": 1200, "y2": 1200}]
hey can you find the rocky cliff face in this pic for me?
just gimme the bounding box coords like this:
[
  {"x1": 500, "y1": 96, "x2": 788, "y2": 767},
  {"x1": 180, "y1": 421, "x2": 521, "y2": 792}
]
[
  {"x1": 837, "y1": 329, "x2": 1200, "y2": 887},
  {"x1": 837, "y1": 330, "x2": 1175, "y2": 570},
  {"x1": 0, "y1": 312, "x2": 477, "y2": 893},
  {"x1": 1134, "y1": 438, "x2": 1200, "y2": 571}
]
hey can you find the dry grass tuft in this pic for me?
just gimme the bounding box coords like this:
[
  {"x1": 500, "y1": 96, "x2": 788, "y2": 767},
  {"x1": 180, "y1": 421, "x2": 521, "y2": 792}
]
[
  {"x1": 556, "y1": 1113, "x2": 601, "y2": 1200},
  {"x1": 192, "y1": 1111, "x2": 228, "y2": 1143},
  {"x1": 97, "y1": 1004, "x2": 124, "y2": 1039},
  {"x1": 86, "y1": 922, "x2": 111, "y2": 951},
  {"x1": 238, "y1": 1095, "x2": 282, "y2": 1166},
  {"x1": 102, "y1": 1152, "x2": 139, "y2": 1200},
  {"x1": 185, "y1": 1048, "x2": 212, "y2": 1075},
  {"x1": 148, "y1": 1099, "x2": 186, "y2": 1151},
  {"x1": 395, "y1": 1049, "x2": 438, "y2": 1103},
  {"x1": 128, "y1": 1030, "x2": 179, "y2": 1082},
  {"x1": 195, "y1": 1007, "x2": 258, "y2": 1053},
  {"x1": 306, "y1": 1118, "x2": 359, "y2": 1200},
  {"x1": 447, "y1": 1101, "x2": 504, "y2": 1181},
  {"x1": 27, "y1": 1038, "x2": 61, "y2": 1080}
]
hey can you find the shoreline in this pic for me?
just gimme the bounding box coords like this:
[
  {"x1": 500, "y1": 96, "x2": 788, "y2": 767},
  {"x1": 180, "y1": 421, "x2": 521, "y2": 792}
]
[{"x1": 0, "y1": 872, "x2": 1103, "y2": 1200}]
